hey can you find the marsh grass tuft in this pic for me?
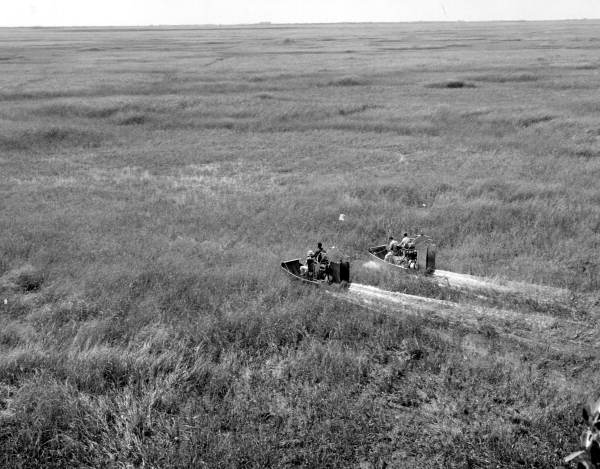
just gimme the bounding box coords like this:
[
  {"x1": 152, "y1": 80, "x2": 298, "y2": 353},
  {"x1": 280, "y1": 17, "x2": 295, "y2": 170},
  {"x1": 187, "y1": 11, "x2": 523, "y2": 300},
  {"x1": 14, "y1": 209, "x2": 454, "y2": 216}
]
[
  {"x1": 116, "y1": 113, "x2": 148, "y2": 125},
  {"x1": 0, "y1": 126, "x2": 104, "y2": 151},
  {"x1": 469, "y1": 72, "x2": 540, "y2": 83},
  {"x1": 426, "y1": 80, "x2": 476, "y2": 89},
  {"x1": 15, "y1": 270, "x2": 44, "y2": 293},
  {"x1": 327, "y1": 76, "x2": 370, "y2": 87}
]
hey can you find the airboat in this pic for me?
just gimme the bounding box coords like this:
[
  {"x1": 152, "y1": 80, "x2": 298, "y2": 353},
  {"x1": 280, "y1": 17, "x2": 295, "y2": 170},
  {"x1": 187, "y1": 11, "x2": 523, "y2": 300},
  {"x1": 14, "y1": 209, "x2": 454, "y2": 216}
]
[
  {"x1": 368, "y1": 235, "x2": 436, "y2": 274},
  {"x1": 281, "y1": 248, "x2": 350, "y2": 287}
]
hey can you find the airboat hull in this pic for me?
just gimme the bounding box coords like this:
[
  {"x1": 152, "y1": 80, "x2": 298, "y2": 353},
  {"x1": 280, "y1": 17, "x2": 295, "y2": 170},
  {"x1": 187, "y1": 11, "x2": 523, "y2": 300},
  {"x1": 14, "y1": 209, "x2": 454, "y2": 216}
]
[
  {"x1": 367, "y1": 246, "x2": 416, "y2": 273},
  {"x1": 368, "y1": 237, "x2": 436, "y2": 275},
  {"x1": 281, "y1": 258, "x2": 350, "y2": 287}
]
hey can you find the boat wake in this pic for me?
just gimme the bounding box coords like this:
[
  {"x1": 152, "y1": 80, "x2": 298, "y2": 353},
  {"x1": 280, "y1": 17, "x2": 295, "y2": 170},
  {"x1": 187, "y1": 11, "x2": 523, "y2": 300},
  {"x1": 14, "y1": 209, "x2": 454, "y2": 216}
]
[
  {"x1": 431, "y1": 269, "x2": 571, "y2": 305},
  {"x1": 341, "y1": 282, "x2": 557, "y2": 330},
  {"x1": 327, "y1": 282, "x2": 587, "y2": 353}
]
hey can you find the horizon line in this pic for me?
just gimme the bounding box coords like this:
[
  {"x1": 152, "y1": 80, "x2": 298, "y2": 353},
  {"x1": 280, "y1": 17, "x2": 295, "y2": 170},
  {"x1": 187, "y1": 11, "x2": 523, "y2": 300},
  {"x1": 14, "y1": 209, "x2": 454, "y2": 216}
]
[{"x1": 2, "y1": 17, "x2": 600, "y2": 29}]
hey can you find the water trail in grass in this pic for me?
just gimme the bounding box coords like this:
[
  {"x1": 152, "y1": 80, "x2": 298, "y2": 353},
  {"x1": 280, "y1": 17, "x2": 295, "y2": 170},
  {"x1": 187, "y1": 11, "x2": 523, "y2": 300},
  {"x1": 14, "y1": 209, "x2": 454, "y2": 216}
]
[
  {"x1": 360, "y1": 257, "x2": 572, "y2": 306},
  {"x1": 332, "y1": 282, "x2": 564, "y2": 331},
  {"x1": 431, "y1": 269, "x2": 571, "y2": 305},
  {"x1": 333, "y1": 282, "x2": 593, "y2": 352}
]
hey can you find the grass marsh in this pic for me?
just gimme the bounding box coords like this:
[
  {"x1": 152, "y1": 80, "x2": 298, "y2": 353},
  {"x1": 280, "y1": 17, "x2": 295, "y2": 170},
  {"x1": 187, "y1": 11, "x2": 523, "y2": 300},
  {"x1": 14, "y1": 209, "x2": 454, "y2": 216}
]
[{"x1": 1, "y1": 21, "x2": 600, "y2": 467}]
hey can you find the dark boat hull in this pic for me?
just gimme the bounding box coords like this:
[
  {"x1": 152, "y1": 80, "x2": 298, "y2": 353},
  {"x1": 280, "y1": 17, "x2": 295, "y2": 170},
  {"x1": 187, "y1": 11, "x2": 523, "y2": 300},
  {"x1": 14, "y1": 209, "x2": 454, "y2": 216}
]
[{"x1": 281, "y1": 258, "x2": 350, "y2": 286}]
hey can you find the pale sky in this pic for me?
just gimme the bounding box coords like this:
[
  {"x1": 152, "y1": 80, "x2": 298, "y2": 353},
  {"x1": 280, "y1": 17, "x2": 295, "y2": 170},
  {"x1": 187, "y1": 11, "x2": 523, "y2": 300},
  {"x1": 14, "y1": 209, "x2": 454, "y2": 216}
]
[{"x1": 1, "y1": 0, "x2": 599, "y2": 27}]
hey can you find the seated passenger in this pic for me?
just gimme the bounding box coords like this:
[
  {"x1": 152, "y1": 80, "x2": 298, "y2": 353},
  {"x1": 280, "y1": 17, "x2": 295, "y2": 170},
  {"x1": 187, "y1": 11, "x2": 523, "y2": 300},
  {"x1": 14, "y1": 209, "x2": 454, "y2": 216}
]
[
  {"x1": 384, "y1": 250, "x2": 395, "y2": 263},
  {"x1": 314, "y1": 242, "x2": 327, "y2": 263},
  {"x1": 317, "y1": 253, "x2": 329, "y2": 280},
  {"x1": 399, "y1": 233, "x2": 411, "y2": 249},
  {"x1": 306, "y1": 250, "x2": 315, "y2": 278},
  {"x1": 388, "y1": 236, "x2": 398, "y2": 252}
]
